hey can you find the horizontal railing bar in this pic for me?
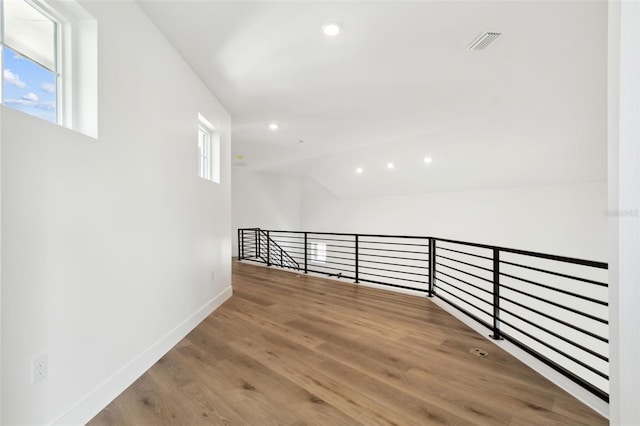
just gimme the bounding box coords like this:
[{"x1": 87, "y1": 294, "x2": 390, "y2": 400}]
[
  {"x1": 321, "y1": 249, "x2": 356, "y2": 257},
  {"x1": 358, "y1": 240, "x2": 429, "y2": 247},
  {"x1": 359, "y1": 271, "x2": 428, "y2": 285},
  {"x1": 500, "y1": 295, "x2": 608, "y2": 343},
  {"x1": 434, "y1": 288, "x2": 493, "y2": 326},
  {"x1": 500, "y1": 272, "x2": 608, "y2": 306},
  {"x1": 357, "y1": 277, "x2": 429, "y2": 293},
  {"x1": 319, "y1": 260, "x2": 356, "y2": 268},
  {"x1": 323, "y1": 254, "x2": 355, "y2": 262},
  {"x1": 500, "y1": 259, "x2": 607, "y2": 287},
  {"x1": 316, "y1": 243, "x2": 356, "y2": 250},
  {"x1": 500, "y1": 307, "x2": 608, "y2": 362},
  {"x1": 358, "y1": 264, "x2": 429, "y2": 277},
  {"x1": 436, "y1": 254, "x2": 494, "y2": 274},
  {"x1": 435, "y1": 261, "x2": 494, "y2": 285},
  {"x1": 307, "y1": 265, "x2": 353, "y2": 274},
  {"x1": 435, "y1": 277, "x2": 493, "y2": 308},
  {"x1": 359, "y1": 258, "x2": 429, "y2": 270},
  {"x1": 434, "y1": 237, "x2": 608, "y2": 269},
  {"x1": 359, "y1": 246, "x2": 428, "y2": 255},
  {"x1": 358, "y1": 252, "x2": 428, "y2": 263},
  {"x1": 437, "y1": 245, "x2": 493, "y2": 261},
  {"x1": 306, "y1": 237, "x2": 356, "y2": 243},
  {"x1": 500, "y1": 283, "x2": 608, "y2": 324},
  {"x1": 499, "y1": 318, "x2": 609, "y2": 380},
  {"x1": 436, "y1": 270, "x2": 493, "y2": 296},
  {"x1": 265, "y1": 234, "x2": 305, "y2": 239},
  {"x1": 265, "y1": 230, "x2": 432, "y2": 239}
]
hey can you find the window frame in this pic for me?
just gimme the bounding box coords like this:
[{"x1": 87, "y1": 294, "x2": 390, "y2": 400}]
[
  {"x1": 0, "y1": 0, "x2": 64, "y2": 124},
  {"x1": 197, "y1": 113, "x2": 220, "y2": 184},
  {"x1": 198, "y1": 124, "x2": 212, "y2": 181}
]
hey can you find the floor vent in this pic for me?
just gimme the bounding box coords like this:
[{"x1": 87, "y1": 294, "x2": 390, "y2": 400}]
[{"x1": 470, "y1": 348, "x2": 489, "y2": 357}]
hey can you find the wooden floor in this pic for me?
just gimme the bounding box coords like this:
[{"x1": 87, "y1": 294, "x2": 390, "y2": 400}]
[{"x1": 89, "y1": 260, "x2": 607, "y2": 425}]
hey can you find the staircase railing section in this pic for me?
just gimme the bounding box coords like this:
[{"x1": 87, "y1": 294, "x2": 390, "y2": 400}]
[
  {"x1": 237, "y1": 228, "x2": 609, "y2": 402},
  {"x1": 238, "y1": 228, "x2": 299, "y2": 270}
]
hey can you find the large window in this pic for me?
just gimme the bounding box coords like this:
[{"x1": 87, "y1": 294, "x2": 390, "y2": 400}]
[
  {"x1": 1, "y1": 0, "x2": 60, "y2": 123},
  {"x1": 197, "y1": 114, "x2": 220, "y2": 183}
]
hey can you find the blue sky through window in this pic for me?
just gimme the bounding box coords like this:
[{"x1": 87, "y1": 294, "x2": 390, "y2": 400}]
[{"x1": 2, "y1": 46, "x2": 56, "y2": 122}]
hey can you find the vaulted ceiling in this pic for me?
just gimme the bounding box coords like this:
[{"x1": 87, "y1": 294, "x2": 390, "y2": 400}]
[{"x1": 138, "y1": 0, "x2": 607, "y2": 198}]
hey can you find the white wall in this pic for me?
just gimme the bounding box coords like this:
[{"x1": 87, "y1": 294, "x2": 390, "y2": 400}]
[
  {"x1": 231, "y1": 170, "x2": 302, "y2": 256},
  {"x1": 301, "y1": 178, "x2": 607, "y2": 261},
  {"x1": 0, "y1": 1, "x2": 232, "y2": 424},
  {"x1": 608, "y1": 1, "x2": 640, "y2": 424}
]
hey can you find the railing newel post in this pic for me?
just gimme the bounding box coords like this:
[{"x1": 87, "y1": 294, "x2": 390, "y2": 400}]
[
  {"x1": 428, "y1": 238, "x2": 435, "y2": 297},
  {"x1": 238, "y1": 229, "x2": 242, "y2": 261},
  {"x1": 256, "y1": 229, "x2": 260, "y2": 259},
  {"x1": 490, "y1": 248, "x2": 503, "y2": 340},
  {"x1": 304, "y1": 232, "x2": 308, "y2": 274},
  {"x1": 266, "y1": 230, "x2": 271, "y2": 266},
  {"x1": 354, "y1": 234, "x2": 359, "y2": 283}
]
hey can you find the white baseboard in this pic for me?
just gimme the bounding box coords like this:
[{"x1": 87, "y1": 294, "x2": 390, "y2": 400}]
[{"x1": 53, "y1": 286, "x2": 233, "y2": 426}]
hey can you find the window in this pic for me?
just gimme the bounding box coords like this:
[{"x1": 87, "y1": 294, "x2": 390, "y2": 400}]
[
  {"x1": 1, "y1": 0, "x2": 59, "y2": 123},
  {"x1": 0, "y1": 0, "x2": 97, "y2": 136},
  {"x1": 197, "y1": 114, "x2": 220, "y2": 183},
  {"x1": 198, "y1": 124, "x2": 211, "y2": 180},
  {"x1": 310, "y1": 242, "x2": 327, "y2": 264}
]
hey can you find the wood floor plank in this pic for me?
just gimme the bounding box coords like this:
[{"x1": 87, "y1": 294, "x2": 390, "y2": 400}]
[{"x1": 88, "y1": 260, "x2": 607, "y2": 426}]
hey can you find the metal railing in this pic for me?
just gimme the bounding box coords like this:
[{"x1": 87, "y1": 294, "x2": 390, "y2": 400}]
[
  {"x1": 238, "y1": 228, "x2": 299, "y2": 270},
  {"x1": 237, "y1": 228, "x2": 609, "y2": 402}
]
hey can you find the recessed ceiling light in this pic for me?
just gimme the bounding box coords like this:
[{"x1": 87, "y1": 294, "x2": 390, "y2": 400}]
[
  {"x1": 356, "y1": 167, "x2": 363, "y2": 174},
  {"x1": 387, "y1": 162, "x2": 394, "y2": 169},
  {"x1": 269, "y1": 123, "x2": 278, "y2": 130},
  {"x1": 424, "y1": 157, "x2": 432, "y2": 164},
  {"x1": 322, "y1": 23, "x2": 341, "y2": 37}
]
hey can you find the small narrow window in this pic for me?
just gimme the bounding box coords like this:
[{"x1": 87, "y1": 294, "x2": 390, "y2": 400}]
[
  {"x1": 1, "y1": 0, "x2": 59, "y2": 123},
  {"x1": 197, "y1": 114, "x2": 220, "y2": 183},
  {"x1": 198, "y1": 124, "x2": 211, "y2": 180},
  {"x1": 310, "y1": 242, "x2": 327, "y2": 264}
]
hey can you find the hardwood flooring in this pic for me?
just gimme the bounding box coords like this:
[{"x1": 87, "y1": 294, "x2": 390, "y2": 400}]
[{"x1": 88, "y1": 260, "x2": 607, "y2": 425}]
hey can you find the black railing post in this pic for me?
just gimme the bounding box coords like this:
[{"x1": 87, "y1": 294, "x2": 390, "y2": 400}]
[
  {"x1": 304, "y1": 232, "x2": 308, "y2": 274},
  {"x1": 238, "y1": 229, "x2": 243, "y2": 260},
  {"x1": 490, "y1": 248, "x2": 503, "y2": 340},
  {"x1": 256, "y1": 229, "x2": 260, "y2": 258},
  {"x1": 428, "y1": 238, "x2": 435, "y2": 297},
  {"x1": 280, "y1": 248, "x2": 283, "y2": 267},
  {"x1": 266, "y1": 230, "x2": 271, "y2": 266},
  {"x1": 354, "y1": 234, "x2": 359, "y2": 283}
]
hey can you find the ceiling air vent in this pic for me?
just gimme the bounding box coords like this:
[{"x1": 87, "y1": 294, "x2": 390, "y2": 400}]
[{"x1": 467, "y1": 32, "x2": 502, "y2": 50}]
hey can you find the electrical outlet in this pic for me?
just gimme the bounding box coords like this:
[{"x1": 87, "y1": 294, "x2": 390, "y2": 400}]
[
  {"x1": 32, "y1": 354, "x2": 48, "y2": 384},
  {"x1": 211, "y1": 271, "x2": 215, "y2": 281}
]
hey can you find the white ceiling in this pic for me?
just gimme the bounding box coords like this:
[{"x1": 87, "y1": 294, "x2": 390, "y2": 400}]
[{"x1": 138, "y1": 0, "x2": 607, "y2": 198}]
